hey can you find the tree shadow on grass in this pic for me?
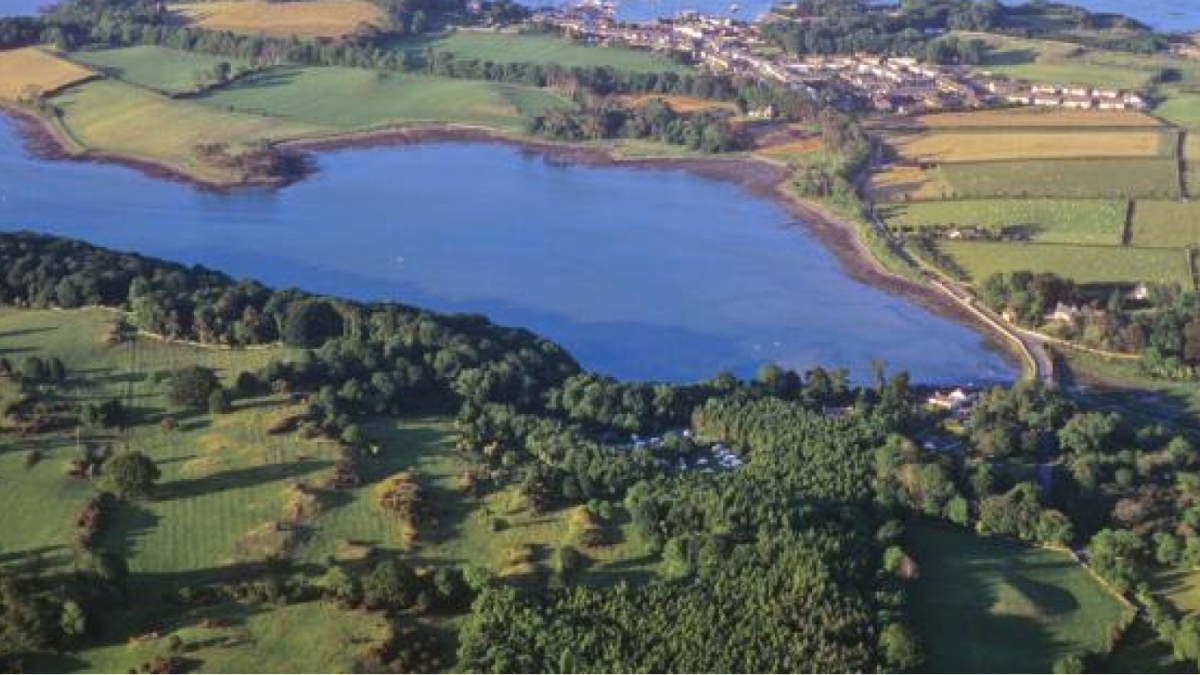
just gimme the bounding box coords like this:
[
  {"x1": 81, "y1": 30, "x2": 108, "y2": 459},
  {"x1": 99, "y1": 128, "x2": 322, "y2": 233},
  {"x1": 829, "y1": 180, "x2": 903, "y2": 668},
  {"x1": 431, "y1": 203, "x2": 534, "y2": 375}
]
[
  {"x1": 157, "y1": 460, "x2": 332, "y2": 502},
  {"x1": 103, "y1": 500, "x2": 163, "y2": 564},
  {"x1": 0, "y1": 545, "x2": 68, "y2": 569},
  {"x1": 985, "y1": 46, "x2": 1042, "y2": 67}
]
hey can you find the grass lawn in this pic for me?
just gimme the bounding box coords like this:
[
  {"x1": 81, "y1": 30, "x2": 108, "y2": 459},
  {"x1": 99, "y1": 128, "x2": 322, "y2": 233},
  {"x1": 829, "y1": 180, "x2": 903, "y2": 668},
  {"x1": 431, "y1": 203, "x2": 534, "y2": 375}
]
[
  {"x1": 69, "y1": 46, "x2": 249, "y2": 96},
  {"x1": 171, "y1": 0, "x2": 388, "y2": 39},
  {"x1": 50, "y1": 78, "x2": 320, "y2": 182},
  {"x1": 200, "y1": 65, "x2": 571, "y2": 133},
  {"x1": 939, "y1": 240, "x2": 1194, "y2": 286},
  {"x1": 1130, "y1": 201, "x2": 1200, "y2": 248},
  {"x1": 886, "y1": 129, "x2": 1170, "y2": 164},
  {"x1": 879, "y1": 199, "x2": 1126, "y2": 245},
  {"x1": 0, "y1": 46, "x2": 96, "y2": 101},
  {"x1": 75, "y1": 600, "x2": 390, "y2": 673},
  {"x1": 940, "y1": 158, "x2": 1180, "y2": 200},
  {"x1": 389, "y1": 30, "x2": 688, "y2": 74},
  {"x1": 908, "y1": 523, "x2": 1131, "y2": 673}
]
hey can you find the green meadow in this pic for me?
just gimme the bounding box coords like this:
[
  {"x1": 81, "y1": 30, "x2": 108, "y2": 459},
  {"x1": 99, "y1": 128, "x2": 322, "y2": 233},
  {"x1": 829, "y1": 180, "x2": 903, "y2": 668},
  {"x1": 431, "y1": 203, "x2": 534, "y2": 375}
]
[
  {"x1": 68, "y1": 46, "x2": 250, "y2": 96},
  {"x1": 199, "y1": 65, "x2": 571, "y2": 132},
  {"x1": 909, "y1": 523, "x2": 1131, "y2": 673},
  {"x1": 879, "y1": 199, "x2": 1125, "y2": 245},
  {"x1": 938, "y1": 240, "x2": 1193, "y2": 286},
  {"x1": 389, "y1": 30, "x2": 688, "y2": 73}
]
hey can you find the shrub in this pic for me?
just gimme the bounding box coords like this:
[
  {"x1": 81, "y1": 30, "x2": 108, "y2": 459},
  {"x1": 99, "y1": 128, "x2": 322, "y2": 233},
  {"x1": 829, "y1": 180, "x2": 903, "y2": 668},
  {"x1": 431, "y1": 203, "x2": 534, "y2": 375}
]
[
  {"x1": 168, "y1": 366, "x2": 220, "y2": 409},
  {"x1": 102, "y1": 451, "x2": 160, "y2": 500}
]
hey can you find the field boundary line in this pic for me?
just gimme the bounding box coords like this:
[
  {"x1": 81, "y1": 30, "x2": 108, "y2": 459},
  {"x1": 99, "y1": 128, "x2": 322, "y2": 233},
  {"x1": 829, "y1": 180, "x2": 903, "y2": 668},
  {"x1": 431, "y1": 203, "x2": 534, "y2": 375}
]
[
  {"x1": 1121, "y1": 200, "x2": 1134, "y2": 246},
  {"x1": 1177, "y1": 129, "x2": 1188, "y2": 199}
]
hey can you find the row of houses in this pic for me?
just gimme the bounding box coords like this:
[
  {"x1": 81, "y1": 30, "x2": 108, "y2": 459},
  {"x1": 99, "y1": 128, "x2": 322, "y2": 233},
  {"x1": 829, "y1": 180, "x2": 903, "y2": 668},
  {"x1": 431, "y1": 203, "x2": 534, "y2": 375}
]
[
  {"x1": 533, "y1": 5, "x2": 1149, "y2": 116},
  {"x1": 984, "y1": 80, "x2": 1148, "y2": 111},
  {"x1": 534, "y1": 6, "x2": 987, "y2": 114}
]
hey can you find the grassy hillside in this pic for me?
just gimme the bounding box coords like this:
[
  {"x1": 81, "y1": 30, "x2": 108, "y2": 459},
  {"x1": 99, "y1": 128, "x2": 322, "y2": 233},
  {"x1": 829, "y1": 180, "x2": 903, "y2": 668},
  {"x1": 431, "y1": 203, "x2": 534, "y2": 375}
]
[
  {"x1": 966, "y1": 32, "x2": 1200, "y2": 92},
  {"x1": 69, "y1": 46, "x2": 250, "y2": 96},
  {"x1": 909, "y1": 523, "x2": 1131, "y2": 673},
  {"x1": 389, "y1": 30, "x2": 689, "y2": 73},
  {"x1": 199, "y1": 65, "x2": 571, "y2": 132},
  {"x1": 50, "y1": 78, "x2": 320, "y2": 181}
]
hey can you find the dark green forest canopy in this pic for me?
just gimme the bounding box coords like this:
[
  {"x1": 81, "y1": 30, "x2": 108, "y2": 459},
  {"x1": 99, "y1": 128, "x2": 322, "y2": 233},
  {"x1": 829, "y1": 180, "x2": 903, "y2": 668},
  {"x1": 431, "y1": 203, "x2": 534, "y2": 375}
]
[{"x1": 0, "y1": 232, "x2": 917, "y2": 672}]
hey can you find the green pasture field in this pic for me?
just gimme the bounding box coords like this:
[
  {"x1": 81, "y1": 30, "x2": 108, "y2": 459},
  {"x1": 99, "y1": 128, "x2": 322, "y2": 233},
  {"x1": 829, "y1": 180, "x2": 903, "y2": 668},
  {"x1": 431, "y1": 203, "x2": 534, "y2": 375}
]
[
  {"x1": 879, "y1": 199, "x2": 1126, "y2": 245},
  {"x1": 199, "y1": 65, "x2": 571, "y2": 132},
  {"x1": 938, "y1": 240, "x2": 1193, "y2": 286},
  {"x1": 940, "y1": 158, "x2": 1181, "y2": 200},
  {"x1": 964, "y1": 32, "x2": 1200, "y2": 91},
  {"x1": 1129, "y1": 201, "x2": 1200, "y2": 248},
  {"x1": 68, "y1": 46, "x2": 250, "y2": 96},
  {"x1": 908, "y1": 523, "x2": 1131, "y2": 673},
  {"x1": 1159, "y1": 93, "x2": 1200, "y2": 132},
  {"x1": 49, "y1": 78, "x2": 319, "y2": 182},
  {"x1": 389, "y1": 30, "x2": 688, "y2": 73}
]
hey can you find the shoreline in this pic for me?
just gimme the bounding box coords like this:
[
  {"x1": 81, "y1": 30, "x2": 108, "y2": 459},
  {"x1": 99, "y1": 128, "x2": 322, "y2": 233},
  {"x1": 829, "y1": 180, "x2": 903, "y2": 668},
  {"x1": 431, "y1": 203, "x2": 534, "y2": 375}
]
[{"x1": 2, "y1": 109, "x2": 1025, "y2": 376}]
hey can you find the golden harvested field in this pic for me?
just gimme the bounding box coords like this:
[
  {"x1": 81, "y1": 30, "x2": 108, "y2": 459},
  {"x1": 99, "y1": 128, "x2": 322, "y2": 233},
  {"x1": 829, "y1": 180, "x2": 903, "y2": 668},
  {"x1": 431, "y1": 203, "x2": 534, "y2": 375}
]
[
  {"x1": 0, "y1": 47, "x2": 95, "y2": 101},
  {"x1": 887, "y1": 129, "x2": 1169, "y2": 163},
  {"x1": 622, "y1": 94, "x2": 737, "y2": 113},
  {"x1": 757, "y1": 136, "x2": 823, "y2": 163},
  {"x1": 171, "y1": 0, "x2": 389, "y2": 38},
  {"x1": 913, "y1": 108, "x2": 1161, "y2": 129},
  {"x1": 868, "y1": 165, "x2": 953, "y2": 202}
]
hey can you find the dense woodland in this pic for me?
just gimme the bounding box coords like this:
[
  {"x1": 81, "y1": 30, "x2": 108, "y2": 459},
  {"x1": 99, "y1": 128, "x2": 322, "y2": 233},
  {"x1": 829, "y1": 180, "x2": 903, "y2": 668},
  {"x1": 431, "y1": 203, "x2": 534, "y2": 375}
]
[
  {"x1": 527, "y1": 98, "x2": 751, "y2": 152},
  {"x1": 762, "y1": 0, "x2": 1168, "y2": 62}
]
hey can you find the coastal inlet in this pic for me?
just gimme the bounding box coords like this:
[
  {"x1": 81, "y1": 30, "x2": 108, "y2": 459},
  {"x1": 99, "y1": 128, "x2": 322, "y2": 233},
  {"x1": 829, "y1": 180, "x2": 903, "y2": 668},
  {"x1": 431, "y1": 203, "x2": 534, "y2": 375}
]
[{"x1": 0, "y1": 116, "x2": 1015, "y2": 383}]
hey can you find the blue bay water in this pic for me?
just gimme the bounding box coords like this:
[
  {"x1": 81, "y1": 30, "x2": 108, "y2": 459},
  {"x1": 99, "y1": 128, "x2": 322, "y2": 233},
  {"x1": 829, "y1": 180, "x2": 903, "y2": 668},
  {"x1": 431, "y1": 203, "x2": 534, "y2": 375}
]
[
  {"x1": 602, "y1": 0, "x2": 1198, "y2": 31},
  {"x1": 1, "y1": 0, "x2": 1196, "y2": 29},
  {"x1": 0, "y1": 116, "x2": 1014, "y2": 383}
]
